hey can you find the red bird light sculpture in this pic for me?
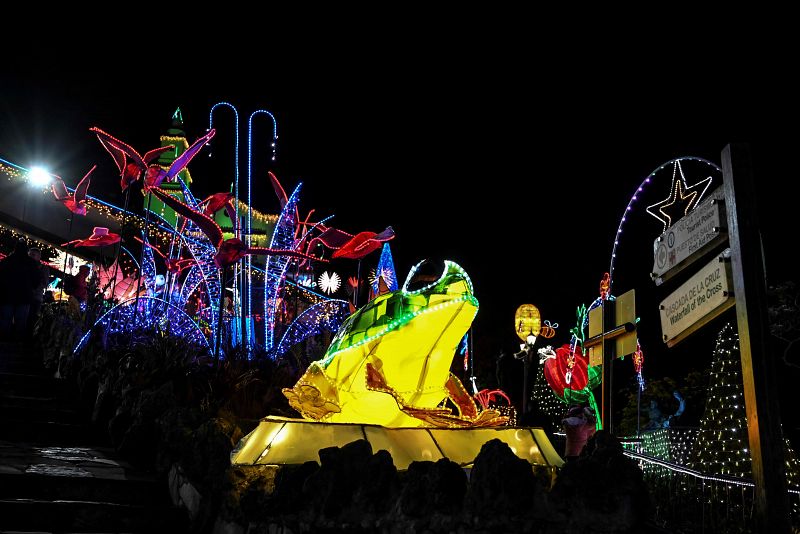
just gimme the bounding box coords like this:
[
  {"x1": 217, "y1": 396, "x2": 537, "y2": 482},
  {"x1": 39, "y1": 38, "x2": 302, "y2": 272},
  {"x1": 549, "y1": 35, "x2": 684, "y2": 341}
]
[
  {"x1": 90, "y1": 127, "x2": 174, "y2": 191},
  {"x1": 149, "y1": 187, "x2": 322, "y2": 268},
  {"x1": 51, "y1": 165, "x2": 96, "y2": 216},
  {"x1": 91, "y1": 127, "x2": 215, "y2": 191}
]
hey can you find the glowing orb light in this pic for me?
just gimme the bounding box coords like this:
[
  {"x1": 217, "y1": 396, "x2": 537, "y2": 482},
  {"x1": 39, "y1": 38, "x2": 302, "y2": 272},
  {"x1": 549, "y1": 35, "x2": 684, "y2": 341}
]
[{"x1": 28, "y1": 166, "x2": 52, "y2": 187}]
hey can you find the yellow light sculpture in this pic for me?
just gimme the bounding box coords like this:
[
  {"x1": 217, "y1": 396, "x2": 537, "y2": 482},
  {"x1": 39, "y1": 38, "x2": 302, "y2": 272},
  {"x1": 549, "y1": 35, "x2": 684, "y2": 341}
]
[
  {"x1": 232, "y1": 261, "x2": 564, "y2": 472},
  {"x1": 283, "y1": 260, "x2": 505, "y2": 428},
  {"x1": 514, "y1": 304, "x2": 541, "y2": 342}
]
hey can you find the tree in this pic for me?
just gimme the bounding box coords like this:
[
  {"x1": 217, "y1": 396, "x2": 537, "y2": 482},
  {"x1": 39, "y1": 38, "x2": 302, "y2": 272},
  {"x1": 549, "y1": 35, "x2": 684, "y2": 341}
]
[
  {"x1": 689, "y1": 322, "x2": 751, "y2": 478},
  {"x1": 532, "y1": 360, "x2": 564, "y2": 432}
]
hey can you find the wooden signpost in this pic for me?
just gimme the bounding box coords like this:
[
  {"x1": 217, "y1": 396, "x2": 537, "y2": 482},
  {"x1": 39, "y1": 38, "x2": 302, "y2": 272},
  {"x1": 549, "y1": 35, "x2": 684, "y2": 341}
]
[
  {"x1": 585, "y1": 289, "x2": 637, "y2": 432},
  {"x1": 652, "y1": 145, "x2": 789, "y2": 531},
  {"x1": 721, "y1": 144, "x2": 789, "y2": 533}
]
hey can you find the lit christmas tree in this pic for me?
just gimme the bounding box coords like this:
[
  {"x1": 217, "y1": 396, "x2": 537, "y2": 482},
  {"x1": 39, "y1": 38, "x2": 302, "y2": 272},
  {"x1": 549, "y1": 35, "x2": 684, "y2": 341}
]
[
  {"x1": 532, "y1": 357, "x2": 564, "y2": 431},
  {"x1": 690, "y1": 322, "x2": 751, "y2": 478}
]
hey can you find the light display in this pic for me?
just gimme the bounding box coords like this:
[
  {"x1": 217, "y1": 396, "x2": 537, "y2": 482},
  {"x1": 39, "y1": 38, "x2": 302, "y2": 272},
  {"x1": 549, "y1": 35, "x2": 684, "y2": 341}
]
[
  {"x1": 264, "y1": 184, "x2": 302, "y2": 351},
  {"x1": 331, "y1": 228, "x2": 395, "y2": 260},
  {"x1": 231, "y1": 416, "x2": 561, "y2": 471},
  {"x1": 50, "y1": 165, "x2": 95, "y2": 216},
  {"x1": 0, "y1": 157, "x2": 24, "y2": 180},
  {"x1": 532, "y1": 347, "x2": 565, "y2": 430},
  {"x1": 514, "y1": 304, "x2": 541, "y2": 342},
  {"x1": 370, "y1": 243, "x2": 398, "y2": 294},
  {"x1": 145, "y1": 130, "x2": 216, "y2": 191},
  {"x1": 90, "y1": 126, "x2": 175, "y2": 191},
  {"x1": 208, "y1": 102, "x2": 241, "y2": 237},
  {"x1": 318, "y1": 271, "x2": 341, "y2": 294},
  {"x1": 248, "y1": 110, "x2": 279, "y2": 338},
  {"x1": 74, "y1": 296, "x2": 210, "y2": 354},
  {"x1": 689, "y1": 323, "x2": 751, "y2": 478},
  {"x1": 62, "y1": 227, "x2": 121, "y2": 248},
  {"x1": 283, "y1": 260, "x2": 506, "y2": 428},
  {"x1": 645, "y1": 160, "x2": 713, "y2": 232},
  {"x1": 140, "y1": 233, "x2": 157, "y2": 294},
  {"x1": 272, "y1": 299, "x2": 352, "y2": 358},
  {"x1": 608, "y1": 157, "x2": 721, "y2": 295}
]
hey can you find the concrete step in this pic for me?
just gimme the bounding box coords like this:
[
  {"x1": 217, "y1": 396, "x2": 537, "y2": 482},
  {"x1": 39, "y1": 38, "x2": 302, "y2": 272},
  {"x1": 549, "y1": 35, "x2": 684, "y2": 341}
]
[
  {"x1": 0, "y1": 373, "x2": 76, "y2": 399},
  {"x1": 0, "y1": 472, "x2": 162, "y2": 507},
  {"x1": 0, "y1": 396, "x2": 82, "y2": 425},
  {"x1": 0, "y1": 498, "x2": 186, "y2": 532},
  {"x1": 0, "y1": 418, "x2": 106, "y2": 447}
]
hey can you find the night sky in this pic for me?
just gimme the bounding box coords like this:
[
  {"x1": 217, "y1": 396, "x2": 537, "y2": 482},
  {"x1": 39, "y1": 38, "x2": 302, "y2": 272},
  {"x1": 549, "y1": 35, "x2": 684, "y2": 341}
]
[{"x1": 2, "y1": 53, "x2": 799, "y2": 396}]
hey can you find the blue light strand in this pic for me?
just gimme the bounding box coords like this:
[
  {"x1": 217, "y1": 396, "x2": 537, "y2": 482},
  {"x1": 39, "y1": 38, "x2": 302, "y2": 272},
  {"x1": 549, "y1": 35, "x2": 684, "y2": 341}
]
[
  {"x1": 209, "y1": 103, "x2": 243, "y2": 345},
  {"x1": 372, "y1": 243, "x2": 399, "y2": 293},
  {"x1": 177, "y1": 209, "x2": 220, "y2": 348},
  {"x1": 73, "y1": 296, "x2": 211, "y2": 355},
  {"x1": 272, "y1": 299, "x2": 351, "y2": 357},
  {"x1": 247, "y1": 109, "x2": 278, "y2": 346},
  {"x1": 607, "y1": 156, "x2": 721, "y2": 295},
  {"x1": 0, "y1": 156, "x2": 27, "y2": 171},
  {"x1": 264, "y1": 183, "x2": 301, "y2": 352},
  {"x1": 177, "y1": 265, "x2": 203, "y2": 309},
  {"x1": 141, "y1": 233, "x2": 157, "y2": 294}
]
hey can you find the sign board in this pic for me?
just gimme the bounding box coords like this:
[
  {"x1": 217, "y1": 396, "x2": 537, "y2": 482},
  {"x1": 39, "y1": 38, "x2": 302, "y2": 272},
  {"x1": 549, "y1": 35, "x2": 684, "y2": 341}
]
[
  {"x1": 652, "y1": 187, "x2": 727, "y2": 285},
  {"x1": 587, "y1": 289, "x2": 637, "y2": 367},
  {"x1": 659, "y1": 250, "x2": 735, "y2": 347}
]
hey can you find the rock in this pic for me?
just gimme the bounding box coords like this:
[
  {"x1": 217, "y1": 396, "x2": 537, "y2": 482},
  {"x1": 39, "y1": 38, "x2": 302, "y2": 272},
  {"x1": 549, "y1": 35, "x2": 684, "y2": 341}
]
[
  {"x1": 169, "y1": 463, "x2": 203, "y2": 521},
  {"x1": 397, "y1": 458, "x2": 467, "y2": 517},
  {"x1": 549, "y1": 430, "x2": 653, "y2": 532},
  {"x1": 465, "y1": 438, "x2": 547, "y2": 519}
]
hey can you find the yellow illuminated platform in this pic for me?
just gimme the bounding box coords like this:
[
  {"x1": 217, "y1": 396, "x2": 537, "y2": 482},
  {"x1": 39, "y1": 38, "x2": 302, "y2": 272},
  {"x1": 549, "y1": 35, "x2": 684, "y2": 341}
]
[{"x1": 231, "y1": 416, "x2": 564, "y2": 471}]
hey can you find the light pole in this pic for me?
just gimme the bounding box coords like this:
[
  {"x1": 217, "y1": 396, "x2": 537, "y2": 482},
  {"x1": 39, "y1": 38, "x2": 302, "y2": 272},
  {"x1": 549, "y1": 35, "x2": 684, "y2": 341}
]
[{"x1": 513, "y1": 304, "x2": 541, "y2": 423}]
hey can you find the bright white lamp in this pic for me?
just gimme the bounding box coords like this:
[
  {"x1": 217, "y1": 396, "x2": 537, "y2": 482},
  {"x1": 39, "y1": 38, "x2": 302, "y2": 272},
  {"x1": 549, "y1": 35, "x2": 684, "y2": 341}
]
[{"x1": 28, "y1": 166, "x2": 51, "y2": 187}]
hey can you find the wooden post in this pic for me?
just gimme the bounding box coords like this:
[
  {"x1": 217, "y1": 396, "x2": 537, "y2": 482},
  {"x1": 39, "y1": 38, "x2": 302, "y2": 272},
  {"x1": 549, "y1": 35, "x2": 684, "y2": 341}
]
[
  {"x1": 722, "y1": 143, "x2": 790, "y2": 533},
  {"x1": 601, "y1": 300, "x2": 615, "y2": 433}
]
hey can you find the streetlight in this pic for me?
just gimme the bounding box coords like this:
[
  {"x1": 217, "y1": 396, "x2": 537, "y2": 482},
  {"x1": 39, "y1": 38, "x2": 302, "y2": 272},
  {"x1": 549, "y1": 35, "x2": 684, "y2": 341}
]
[
  {"x1": 28, "y1": 166, "x2": 52, "y2": 187},
  {"x1": 22, "y1": 166, "x2": 51, "y2": 224},
  {"x1": 514, "y1": 304, "x2": 541, "y2": 423}
]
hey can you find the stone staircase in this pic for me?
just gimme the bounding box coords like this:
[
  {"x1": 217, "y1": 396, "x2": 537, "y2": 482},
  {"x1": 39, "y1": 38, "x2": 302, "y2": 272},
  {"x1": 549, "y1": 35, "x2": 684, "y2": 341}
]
[{"x1": 0, "y1": 341, "x2": 188, "y2": 533}]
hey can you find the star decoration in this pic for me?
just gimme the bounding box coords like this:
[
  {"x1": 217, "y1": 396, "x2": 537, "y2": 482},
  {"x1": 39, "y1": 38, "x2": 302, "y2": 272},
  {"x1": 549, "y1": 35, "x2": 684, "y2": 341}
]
[{"x1": 646, "y1": 160, "x2": 713, "y2": 231}]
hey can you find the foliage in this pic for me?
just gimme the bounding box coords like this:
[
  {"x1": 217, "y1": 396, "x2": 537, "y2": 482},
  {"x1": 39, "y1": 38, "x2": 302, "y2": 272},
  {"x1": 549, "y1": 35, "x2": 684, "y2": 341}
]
[
  {"x1": 617, "y1": 369, "x2": 708, "y2": 437},
  {"x1": 768, "y1": 281, "x2": 800, "y2": 368}
]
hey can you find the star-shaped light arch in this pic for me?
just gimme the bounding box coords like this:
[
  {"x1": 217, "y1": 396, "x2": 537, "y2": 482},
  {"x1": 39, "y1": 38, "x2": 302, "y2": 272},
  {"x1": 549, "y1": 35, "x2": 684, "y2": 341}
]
[{"x1": 645, "y1": 160, "x2": 713, "y2": 232}]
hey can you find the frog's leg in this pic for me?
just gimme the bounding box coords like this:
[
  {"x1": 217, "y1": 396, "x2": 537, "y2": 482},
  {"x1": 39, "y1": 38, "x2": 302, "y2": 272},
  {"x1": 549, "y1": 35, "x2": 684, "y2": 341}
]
[
  {"x1": 365, "y1": 363, "x2": 509, "y2": 428},
  {"x1": 282, "y1": 363, "x2": 342, "y2": 420}
]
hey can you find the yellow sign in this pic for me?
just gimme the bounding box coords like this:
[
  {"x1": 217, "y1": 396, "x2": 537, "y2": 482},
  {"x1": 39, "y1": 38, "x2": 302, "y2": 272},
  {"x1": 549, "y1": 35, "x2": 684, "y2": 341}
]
[{"x1": 514, "y1": 304, "x2": 541, "y2": 342}]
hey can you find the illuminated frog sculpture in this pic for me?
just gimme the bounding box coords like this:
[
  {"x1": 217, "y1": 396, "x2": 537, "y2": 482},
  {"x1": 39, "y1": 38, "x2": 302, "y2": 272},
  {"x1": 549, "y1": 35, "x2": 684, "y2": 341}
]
[{"x1": 283, "y1": 260, "x2": 507, "y2": 428}]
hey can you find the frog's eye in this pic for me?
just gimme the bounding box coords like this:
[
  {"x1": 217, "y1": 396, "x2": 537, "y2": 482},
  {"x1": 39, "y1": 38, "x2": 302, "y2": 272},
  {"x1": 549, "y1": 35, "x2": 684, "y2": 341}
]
[{"x1": 405, "y1": 259, "x2": 446, "y2": 292}]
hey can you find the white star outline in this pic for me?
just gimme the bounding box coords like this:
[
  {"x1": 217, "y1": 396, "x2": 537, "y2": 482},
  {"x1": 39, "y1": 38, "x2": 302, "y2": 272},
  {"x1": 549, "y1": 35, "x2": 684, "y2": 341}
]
[{"x1": 646, "y1": 160, "x2": 713, "y2": 232}]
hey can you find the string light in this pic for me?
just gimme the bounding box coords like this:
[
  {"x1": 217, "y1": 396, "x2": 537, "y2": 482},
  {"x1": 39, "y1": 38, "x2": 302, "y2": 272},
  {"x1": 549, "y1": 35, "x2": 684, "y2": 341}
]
[
  {"x1": 249, "y1": 109, "x2": 279, "y2": 345},
  {"x1": 689, "y1": 323, "x2": 751, "y2": 479},
  {"x1": 74, "y1": 296, "x2": 210, "y2": 355},
  {"x1": 264, "y1": 183, "x2": 301, "y2": 351},
  {"x1": 607, "y1": 156, "x2": 720, "y2": 295},
  {"x1": 370, "y1": 243, "x2": 398, "y2": 293},
  {"x1": 272, "y1": 299, "x2": 351, "y2": 357}
]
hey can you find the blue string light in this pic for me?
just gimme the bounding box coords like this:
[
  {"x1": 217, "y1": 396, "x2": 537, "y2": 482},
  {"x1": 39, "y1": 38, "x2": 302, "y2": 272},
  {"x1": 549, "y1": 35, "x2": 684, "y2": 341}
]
[
  {"x1": 372, "y1": 243, "x2": 398, "y2": 293},
  {"x1": 141, "y1": 233, "x2": 156, "y2": 294},
  {"x1": 209, "y1": 103, "x2": 243, "y2": 344},
  {"x1": 73, "y1": 296, "x2": 211, "y2": 355},
  {"x1": 264, "y1": 183, "x2": 301, "y2": 352},
  {"x1": 247, "y1": 109, "x2": 278, "y2": 346},
  {"x1": 272, "y1": 299, "x2": 351, "y2": 357}
]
